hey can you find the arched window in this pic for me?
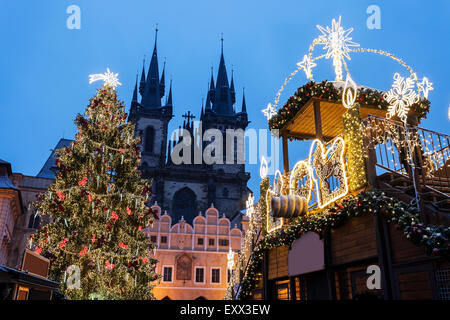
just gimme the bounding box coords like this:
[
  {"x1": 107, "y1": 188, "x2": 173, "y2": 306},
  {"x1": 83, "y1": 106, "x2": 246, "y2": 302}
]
[
  {"x1": 144, "y1": 126, "x2": 155, "y2": 153},
  {"x1": 195, "y1": 296, "x2": 207, "y2": 300},
  {"x1": 172, "y1": 187, "x2": 197, "y2": 222},
  {"x1": 28, "y1": 213, "x2": 40, "y2": 229}
]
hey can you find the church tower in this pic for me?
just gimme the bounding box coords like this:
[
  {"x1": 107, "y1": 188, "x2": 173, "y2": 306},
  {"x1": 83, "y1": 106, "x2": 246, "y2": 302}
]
[
  {"x1": 128, "y1": 28, "x2": 172, "y2": 206},
  {"x1": 129, "y1": 33, "x2": 250, "y2": 224}
]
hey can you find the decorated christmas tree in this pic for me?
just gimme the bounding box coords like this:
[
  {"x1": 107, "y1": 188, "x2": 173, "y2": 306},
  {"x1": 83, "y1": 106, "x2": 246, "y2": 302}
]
[{"x1": 30, "y1": 70, "x2": 160, "y2": 300}]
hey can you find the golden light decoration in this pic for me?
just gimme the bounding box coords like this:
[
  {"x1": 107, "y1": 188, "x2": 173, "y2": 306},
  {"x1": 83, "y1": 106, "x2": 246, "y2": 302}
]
[
  {"x1": 342, "y1": 74, "x2": 358, "y2": 108},
  {"x1": 268, "y1": 17, "x2": 433, "y2": 113},
  {"x1": 266, "y1": 170, "x2": 285, "y2": 233},
  {"x1": 308, "y1": 137, "x2": 348, "y2": 209}
]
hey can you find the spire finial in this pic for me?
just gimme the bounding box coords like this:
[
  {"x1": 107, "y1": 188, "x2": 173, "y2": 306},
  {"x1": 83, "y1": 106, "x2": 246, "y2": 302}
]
[{"x1": 220, "y1": 33, "x2": 224, "y2": 54}]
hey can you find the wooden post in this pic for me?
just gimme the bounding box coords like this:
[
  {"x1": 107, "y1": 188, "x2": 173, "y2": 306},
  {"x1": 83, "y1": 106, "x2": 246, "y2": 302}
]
[
  {"x1": 313, "y1": 100, "x2": 323, "y2": 141},
  {"x1": 282, "y1": 135, "x2": 289, "y2": 173},
  {"x1": 262, "y1": 252, "x2": 270, "y2": 299},
  {"x1": 289, "y1": 276, "x2": 296, "y2": 300}
]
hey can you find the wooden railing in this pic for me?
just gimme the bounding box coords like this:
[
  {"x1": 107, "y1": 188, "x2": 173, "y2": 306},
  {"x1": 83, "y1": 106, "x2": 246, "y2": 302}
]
[{"x1": 362, "y1": 115, "x2": 450, "y2": 199}]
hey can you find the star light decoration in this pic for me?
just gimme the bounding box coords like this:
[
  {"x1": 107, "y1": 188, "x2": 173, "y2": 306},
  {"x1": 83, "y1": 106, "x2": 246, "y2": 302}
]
[
  {"x1": 417, "y1": 77, "x2": 433, "y2": 99},
  {"x1": 89, "y1": 68, "x2": 122, "y2": 88},
  {"x1": 384, "y1": 73, "x2": 419, "y2": 122},
  {"x1": 262, "y1": 103, "x2": 277, "y2": 120},
  {"x1": 317, "y1": 16, "x2": 359, "y2": 81},
  {"x1": 297, "y1": 54, "x2": 317, "y2": 80}
]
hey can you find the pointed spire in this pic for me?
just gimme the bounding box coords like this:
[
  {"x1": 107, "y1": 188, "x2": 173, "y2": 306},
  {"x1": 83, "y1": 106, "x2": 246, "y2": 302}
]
[
  {"x1": 139, "y1": 58, "x2": 146, "y2": 96},
  {"x1": 200, "y1": 98, "x2": 204, "y2": 120},
  {"x1": 213, "y1": 35, "x2": 233, "y2": 115},
  {"x1": 166, "y1": 79, "x2": 173, "y2": 106},
  {"x1": 230, "y1": 67, "x2": 236, "y2": 105},
  {"x1": 160, "y1": 57, "x2": 166, "y2": 98},
  {"x1": 141, "y1": 26, "x2": 162, "y2": 108},
  {"x1": 132, "y1": 75, "x2": 138, "y2": 102},
  {"x1": 210, "y1": 66, "x2": 215, "y2": 90},
  {"x1": 241, "y1": 87, "x2": 247, "y2": 113}
]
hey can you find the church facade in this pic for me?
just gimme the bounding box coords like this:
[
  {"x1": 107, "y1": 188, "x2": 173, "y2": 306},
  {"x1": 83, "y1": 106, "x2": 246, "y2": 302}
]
[{"x1": 128, "y1": 31, "x2": 251, "y2": 224}]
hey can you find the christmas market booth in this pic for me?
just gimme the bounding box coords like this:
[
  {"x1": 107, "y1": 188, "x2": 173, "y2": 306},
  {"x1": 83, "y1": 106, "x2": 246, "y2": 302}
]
[
  {"x1": 232, "y1": 17, "x2": 450, "y2": 300},
  {"x1": 0, "y1": 249, "x2": 59, "y2": 300}
]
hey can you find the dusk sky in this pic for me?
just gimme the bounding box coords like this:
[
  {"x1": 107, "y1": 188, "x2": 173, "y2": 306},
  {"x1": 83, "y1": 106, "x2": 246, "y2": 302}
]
[{"x1": 1, "y1": 0, "x2": 449, "y2": 198}]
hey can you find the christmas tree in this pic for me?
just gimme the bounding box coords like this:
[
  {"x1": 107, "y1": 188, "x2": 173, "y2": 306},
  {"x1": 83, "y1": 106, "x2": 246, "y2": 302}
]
[{"x1": 31, "y1": 71, "x2": 160, "y2": 300}]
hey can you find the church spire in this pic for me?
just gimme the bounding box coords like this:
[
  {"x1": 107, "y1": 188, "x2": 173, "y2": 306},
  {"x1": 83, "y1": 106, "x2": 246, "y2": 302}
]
[
  {"x1": 139, "y1": 58, "x2": 146, "y2": 97},
  {"x1": 160, "y1": 58, "x2": 166, "y2": 98},
  {"x1": 141, "y1": 26, "x2": 163, "y2": 108},
  {"x1": 213, "y1": 35, "x2": 234, "y2": 115},
  {"x1": 230, "y1": 68, "x2": 236, "y2": 105},
  {"x1": 132, "y1": 75, "x2": 138, "y2": 102},
  {"x1": 166, "y1": 79, "x2": 173, "y2": 106},
  {"x1": 241, "y1": 87, "x2": 247, "y2": 113}
]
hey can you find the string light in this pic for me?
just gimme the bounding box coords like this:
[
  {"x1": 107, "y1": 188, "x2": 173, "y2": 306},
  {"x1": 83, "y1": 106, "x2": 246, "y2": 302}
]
[{"x1": 308, "y1": 137, "x2": 349, "y2": 209}]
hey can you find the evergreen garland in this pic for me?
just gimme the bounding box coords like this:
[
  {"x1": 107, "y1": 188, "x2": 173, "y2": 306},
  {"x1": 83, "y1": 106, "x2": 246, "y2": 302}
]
[
  {"x1": 238, "y1": 190, "x2": 449, "y2": 300},
  {"x1": 268, "y1": 81, "x2": 431, "y2": 133}
]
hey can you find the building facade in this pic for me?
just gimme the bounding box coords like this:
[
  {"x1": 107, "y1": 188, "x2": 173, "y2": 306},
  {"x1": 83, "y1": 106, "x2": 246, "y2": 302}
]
[
  {"x1": 128, "y1": 30, "x2": 251, "y2": 224},
  {"x1": 147, "y1": 203, "x2": 242, "y2": 300}
]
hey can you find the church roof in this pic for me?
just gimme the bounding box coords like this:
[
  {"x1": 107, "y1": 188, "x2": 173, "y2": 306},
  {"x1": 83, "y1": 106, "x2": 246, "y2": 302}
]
[{"x1": 36, "y1": 138, "x2": 73, "y2": 179}]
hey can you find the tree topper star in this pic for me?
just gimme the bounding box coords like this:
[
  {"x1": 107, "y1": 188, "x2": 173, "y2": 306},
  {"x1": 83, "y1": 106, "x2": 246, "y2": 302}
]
[
  {"x1": 297, "y1": 55, "x2": 317, "y2": 80},
  {"x1": 89, "y1": 68, "x2": 122, "y2": 88},
  {"x1": 262, "y1": 103, "x2": 277, "y2": 120}
]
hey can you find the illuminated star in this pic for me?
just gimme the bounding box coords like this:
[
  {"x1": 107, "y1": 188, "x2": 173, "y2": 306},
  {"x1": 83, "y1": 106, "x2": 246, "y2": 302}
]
[
  {"x1": 89, "y1": 68, "x2": 122, "y2": 88},
  {"x1": 417, "y1": 77, "x2": 433, "y2": 99},
  {"x1": 317, "y1": 16, "x2": 359, "y2": 61},
  {"x1": 316, "y1": 16, "x2": 359, "y2": 80},
  {"x1": 262, "y1": 103, "x2": 277, "y2": 120},
  {"x1": 297, "y1": 55, "x2": 317, "y2": 80},
  {"x1": 384, "y1": 73, "x2": 418, "y2": 122}
]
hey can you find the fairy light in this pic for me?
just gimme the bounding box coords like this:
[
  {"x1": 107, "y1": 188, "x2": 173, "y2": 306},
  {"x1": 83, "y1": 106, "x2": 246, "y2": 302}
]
[
  {"x1": 308, "y1": 137, "x2": 349, "y2": 209},
  {"x1": 289, "y1": 160, "x2": 313, "y2": 201},
  {"x1": 266, "y1": 170, "x2": 285, "y2": 233}
]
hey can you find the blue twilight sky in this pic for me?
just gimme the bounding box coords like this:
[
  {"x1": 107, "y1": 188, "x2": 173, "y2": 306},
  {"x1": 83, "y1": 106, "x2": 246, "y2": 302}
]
[{"x1": 0, "y1": 0, "x2": 449, "y2": 199}]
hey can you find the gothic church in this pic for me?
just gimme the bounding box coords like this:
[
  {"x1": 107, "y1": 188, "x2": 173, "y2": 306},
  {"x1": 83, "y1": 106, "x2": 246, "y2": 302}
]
[{"x1": 128, "y1": 30, "x2": 250, "y2": 224}]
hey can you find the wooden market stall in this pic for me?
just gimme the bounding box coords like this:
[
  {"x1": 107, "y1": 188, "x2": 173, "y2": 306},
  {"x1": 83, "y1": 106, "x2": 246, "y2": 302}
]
[{"x1": 243, "y1": 81, "x2": 450, "y2": 301}]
